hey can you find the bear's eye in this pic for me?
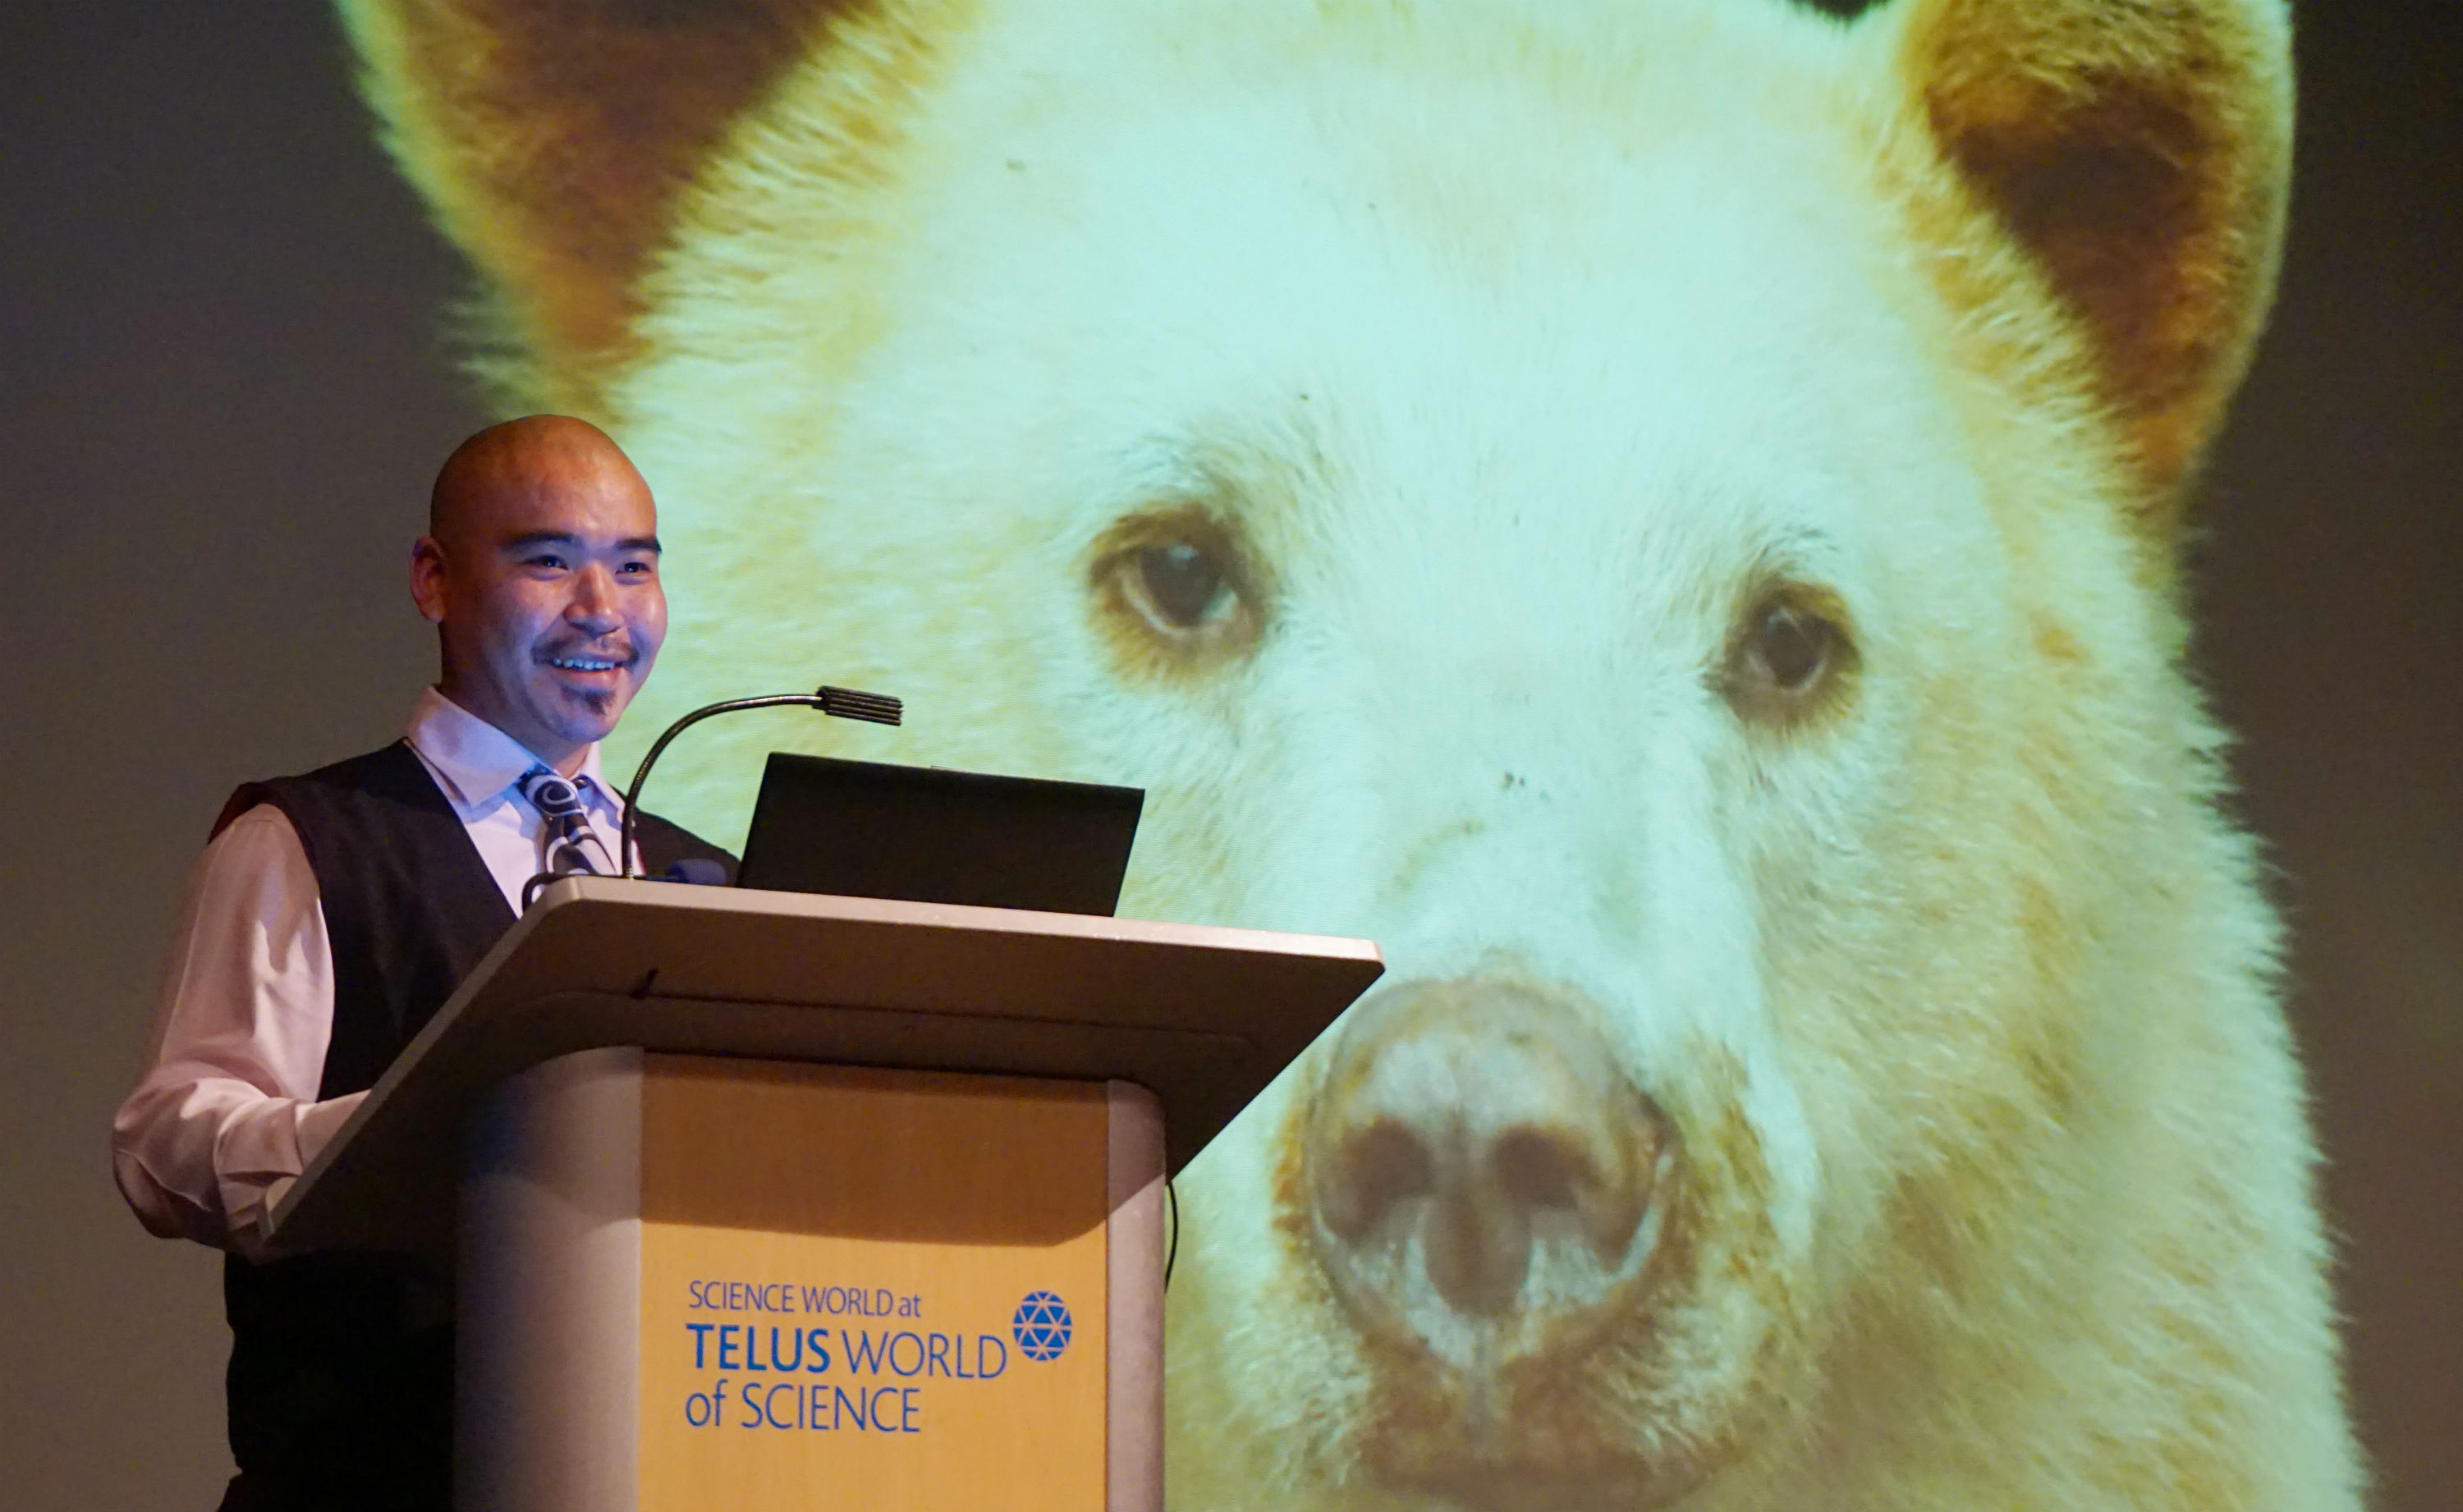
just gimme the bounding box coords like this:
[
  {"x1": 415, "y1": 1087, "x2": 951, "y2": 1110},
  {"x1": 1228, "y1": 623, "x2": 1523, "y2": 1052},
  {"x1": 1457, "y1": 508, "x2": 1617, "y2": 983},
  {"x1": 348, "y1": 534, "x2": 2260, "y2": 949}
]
[
  {"x1": 1090, "y1": 508, "x2": 1264, "y2": 671},
  {"x1": 1754, "y1": 603, "x2": 1831, "y2": 691},
  {"x1": 1136, "y1": 542, "x2": 1232, "y2": 629},
  {"x1": 1722, "y1": 586, "x2": 1855, "y2": 726}
]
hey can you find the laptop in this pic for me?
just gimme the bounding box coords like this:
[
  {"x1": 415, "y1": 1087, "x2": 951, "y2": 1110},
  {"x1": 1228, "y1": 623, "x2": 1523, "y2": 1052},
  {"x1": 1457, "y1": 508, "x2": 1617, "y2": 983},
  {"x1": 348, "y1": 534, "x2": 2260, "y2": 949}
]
[{"x1": 734, "y1": 753, "x2": 1144, "y2": 917}]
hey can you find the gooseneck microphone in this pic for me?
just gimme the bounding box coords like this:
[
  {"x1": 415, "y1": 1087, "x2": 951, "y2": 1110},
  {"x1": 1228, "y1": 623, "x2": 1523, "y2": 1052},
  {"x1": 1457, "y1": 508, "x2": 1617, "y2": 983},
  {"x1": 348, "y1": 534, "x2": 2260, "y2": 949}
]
[{"x1": 615, "y1": 685, "x2": 904, "y2": 884}]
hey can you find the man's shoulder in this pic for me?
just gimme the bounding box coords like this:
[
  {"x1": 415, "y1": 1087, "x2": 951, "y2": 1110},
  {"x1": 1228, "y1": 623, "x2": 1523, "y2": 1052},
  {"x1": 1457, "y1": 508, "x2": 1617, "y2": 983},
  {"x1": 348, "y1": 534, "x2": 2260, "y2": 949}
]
[
  {"x1": 633, "y1": 807, "x2": 740, "y2": 878},
  {"x1": 210, "y1": 741, "x2": 436, "y2": 841},
  {"x1": 287, "y1": 740, "x2": 430, "y2": 790}
]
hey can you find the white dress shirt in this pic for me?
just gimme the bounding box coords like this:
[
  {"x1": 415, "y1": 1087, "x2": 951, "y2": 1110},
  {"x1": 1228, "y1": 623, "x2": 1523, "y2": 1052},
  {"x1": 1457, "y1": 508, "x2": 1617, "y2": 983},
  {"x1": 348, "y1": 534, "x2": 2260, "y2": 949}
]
[{"x1": 112, "y1": 688, "x2": 632, "y2": 1255}]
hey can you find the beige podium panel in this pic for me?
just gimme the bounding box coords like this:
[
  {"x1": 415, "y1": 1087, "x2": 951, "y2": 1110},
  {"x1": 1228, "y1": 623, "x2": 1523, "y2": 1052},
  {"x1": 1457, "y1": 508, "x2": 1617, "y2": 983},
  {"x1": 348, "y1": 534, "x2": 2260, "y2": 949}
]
[{"x1": 461, "y1": 1049, "x2": 1165, "y2": 1511}]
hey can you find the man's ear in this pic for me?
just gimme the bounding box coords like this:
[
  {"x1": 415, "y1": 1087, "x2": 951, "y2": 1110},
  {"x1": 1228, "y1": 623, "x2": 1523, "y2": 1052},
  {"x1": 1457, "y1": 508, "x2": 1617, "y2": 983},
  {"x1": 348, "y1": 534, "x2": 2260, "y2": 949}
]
[
  {"x1": 338, "y1": 0, "x2": 852, "y2": 407},
  {"x1": 410, "y1": 534, "x2": 450, "y2": 625},
  {"x1": 1889, "y1": 0, "x2": 2294, "y2": 512}
]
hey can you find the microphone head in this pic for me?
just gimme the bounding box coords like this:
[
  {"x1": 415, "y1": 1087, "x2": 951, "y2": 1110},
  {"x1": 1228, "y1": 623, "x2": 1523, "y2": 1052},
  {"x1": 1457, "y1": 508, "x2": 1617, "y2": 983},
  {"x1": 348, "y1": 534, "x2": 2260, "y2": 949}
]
[{"x1": 814, "y1": 685, "x2": 903, "y2": 725}]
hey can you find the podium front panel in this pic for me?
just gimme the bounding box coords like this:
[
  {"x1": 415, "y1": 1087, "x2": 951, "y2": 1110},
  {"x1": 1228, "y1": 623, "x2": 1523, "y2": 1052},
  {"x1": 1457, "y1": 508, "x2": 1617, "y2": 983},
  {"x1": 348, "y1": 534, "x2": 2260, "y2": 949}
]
[
  {"x1": 461, "y1": 1050, "x2": 1165, "y2": 1511},
  {"x1": 640, "y1": 1057, "x2": 1112, "y2": 1507}
]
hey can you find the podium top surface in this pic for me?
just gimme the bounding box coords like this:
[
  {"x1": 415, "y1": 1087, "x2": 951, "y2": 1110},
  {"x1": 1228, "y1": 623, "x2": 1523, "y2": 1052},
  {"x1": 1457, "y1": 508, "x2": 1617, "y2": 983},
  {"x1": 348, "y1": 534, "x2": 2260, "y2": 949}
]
[{"x1": 267, "y1": 878, "x2": 1383, "y2": 1256}]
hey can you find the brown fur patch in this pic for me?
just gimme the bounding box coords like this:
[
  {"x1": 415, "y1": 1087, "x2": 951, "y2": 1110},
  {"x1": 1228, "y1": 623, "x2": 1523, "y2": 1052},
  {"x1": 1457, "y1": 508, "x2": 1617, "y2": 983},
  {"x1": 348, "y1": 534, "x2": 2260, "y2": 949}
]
[
  {"x1": 343, "y1": 0, "x2": 920, "y2": 402},
  {"x1": 1895, "y1": 0, "x2": 2292, "y2": 511},
  {"x1": 2030, "y1": 611, "x2": 2088, "y2": 668}
]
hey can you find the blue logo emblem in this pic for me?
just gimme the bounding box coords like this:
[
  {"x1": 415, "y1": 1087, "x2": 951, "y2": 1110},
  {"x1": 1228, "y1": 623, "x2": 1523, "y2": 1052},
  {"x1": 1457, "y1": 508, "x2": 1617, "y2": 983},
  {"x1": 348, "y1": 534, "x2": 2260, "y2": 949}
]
[{"x1": 1012, "y1": 1290, "x2": 1072, "y2": 1361}]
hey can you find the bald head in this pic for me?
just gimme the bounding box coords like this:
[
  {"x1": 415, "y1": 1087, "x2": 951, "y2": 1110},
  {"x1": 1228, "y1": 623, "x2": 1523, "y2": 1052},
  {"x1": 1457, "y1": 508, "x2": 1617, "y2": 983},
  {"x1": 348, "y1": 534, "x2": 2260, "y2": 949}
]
[
  {"x1": 428, "y1": 415, "x2": 646, "y2": 544},
  {"x1": 410, "y1": 416, "x2": 667, "y2": 773}
]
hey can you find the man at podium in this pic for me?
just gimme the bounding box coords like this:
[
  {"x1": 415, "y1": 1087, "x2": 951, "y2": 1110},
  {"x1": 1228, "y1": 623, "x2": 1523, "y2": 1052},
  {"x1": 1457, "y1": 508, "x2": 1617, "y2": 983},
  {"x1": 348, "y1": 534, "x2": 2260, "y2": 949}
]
[{"x1": 112, "y1": 416, "x2": 733, "y2": 1512}]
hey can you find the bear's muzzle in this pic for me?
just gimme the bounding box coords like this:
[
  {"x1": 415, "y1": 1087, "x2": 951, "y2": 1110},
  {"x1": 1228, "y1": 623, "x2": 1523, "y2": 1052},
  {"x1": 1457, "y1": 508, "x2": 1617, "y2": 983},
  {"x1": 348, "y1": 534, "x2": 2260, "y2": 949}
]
[{"x1": 1302, "y1": 975, "x2": 1676, "y2": 1363}]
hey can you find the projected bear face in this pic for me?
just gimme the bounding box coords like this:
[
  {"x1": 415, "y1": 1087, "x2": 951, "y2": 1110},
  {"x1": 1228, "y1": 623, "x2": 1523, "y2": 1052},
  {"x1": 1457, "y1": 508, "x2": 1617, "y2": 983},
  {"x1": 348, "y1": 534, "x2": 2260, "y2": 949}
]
[{"x1": 341, "y1": 0, "x2": 2355, "y2": 1507}]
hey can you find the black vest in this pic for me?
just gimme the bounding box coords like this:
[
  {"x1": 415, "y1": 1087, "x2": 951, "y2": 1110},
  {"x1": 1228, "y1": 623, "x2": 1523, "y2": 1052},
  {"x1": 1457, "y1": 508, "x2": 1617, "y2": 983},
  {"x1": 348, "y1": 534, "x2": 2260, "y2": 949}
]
[{"x1": 212, "y1": 741, "x2": 731, "y2": 1511}]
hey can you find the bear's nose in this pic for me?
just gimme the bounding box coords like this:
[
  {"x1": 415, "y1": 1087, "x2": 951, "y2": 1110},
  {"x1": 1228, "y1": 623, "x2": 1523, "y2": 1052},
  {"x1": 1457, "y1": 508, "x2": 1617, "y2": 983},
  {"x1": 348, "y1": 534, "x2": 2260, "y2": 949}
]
[{"x1": 1305, "y1": 977, "x2": 1672, "y2": 1326}]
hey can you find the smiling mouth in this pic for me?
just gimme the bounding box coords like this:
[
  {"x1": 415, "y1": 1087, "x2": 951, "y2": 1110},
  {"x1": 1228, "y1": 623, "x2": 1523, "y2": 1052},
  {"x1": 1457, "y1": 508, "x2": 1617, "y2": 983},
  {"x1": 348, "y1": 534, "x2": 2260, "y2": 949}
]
[{"x1": 539, "y1": 647, "x2": 635, "y2": 680}]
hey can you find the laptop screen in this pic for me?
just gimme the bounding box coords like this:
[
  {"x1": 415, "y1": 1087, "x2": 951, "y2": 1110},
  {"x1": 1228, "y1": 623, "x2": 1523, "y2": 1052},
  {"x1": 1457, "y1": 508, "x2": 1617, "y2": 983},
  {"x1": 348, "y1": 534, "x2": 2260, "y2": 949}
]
[{"x1": 734, "y1": 753, "x2": 1144, "y2": 917}]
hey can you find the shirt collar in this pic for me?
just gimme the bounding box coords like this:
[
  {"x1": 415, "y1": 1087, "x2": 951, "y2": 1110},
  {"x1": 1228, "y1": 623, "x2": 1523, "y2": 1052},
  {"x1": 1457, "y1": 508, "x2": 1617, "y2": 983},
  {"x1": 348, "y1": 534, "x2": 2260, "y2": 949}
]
[{"x1": 406, "y1": 687, "x2": 612, "y2": 813}]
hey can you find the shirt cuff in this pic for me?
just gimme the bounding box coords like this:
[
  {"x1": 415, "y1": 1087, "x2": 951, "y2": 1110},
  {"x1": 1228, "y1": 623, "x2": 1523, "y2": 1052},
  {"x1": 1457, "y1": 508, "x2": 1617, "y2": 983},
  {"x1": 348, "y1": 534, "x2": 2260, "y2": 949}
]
[
  {"x1": 216, "y1": 1092, "x2": 369, "y2": 1255},
  {"x1": 296, "y1": 1090, "x2": 367, "y2": 1170}
]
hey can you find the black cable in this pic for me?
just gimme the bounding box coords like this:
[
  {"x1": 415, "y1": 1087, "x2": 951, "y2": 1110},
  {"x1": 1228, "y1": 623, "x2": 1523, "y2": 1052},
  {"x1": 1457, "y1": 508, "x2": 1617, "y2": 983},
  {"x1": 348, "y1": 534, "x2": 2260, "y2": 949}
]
[
  {"x1": 1164, "y1": 1173, "x2": 1179, "y2": 1293},
  {"x1": 521, "y1": 846, "x2": 619, "y2": 912}
]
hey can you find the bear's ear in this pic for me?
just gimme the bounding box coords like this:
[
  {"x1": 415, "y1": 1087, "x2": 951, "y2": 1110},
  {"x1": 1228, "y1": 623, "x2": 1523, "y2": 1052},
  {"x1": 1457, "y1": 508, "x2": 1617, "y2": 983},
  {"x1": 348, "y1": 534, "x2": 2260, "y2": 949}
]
[
  {"x1": 1892, "y1": 0, "x2": 2293, "y2": 510},
  {"x1": 338, "y1": 0, "x2": 850, "y2": 404}
]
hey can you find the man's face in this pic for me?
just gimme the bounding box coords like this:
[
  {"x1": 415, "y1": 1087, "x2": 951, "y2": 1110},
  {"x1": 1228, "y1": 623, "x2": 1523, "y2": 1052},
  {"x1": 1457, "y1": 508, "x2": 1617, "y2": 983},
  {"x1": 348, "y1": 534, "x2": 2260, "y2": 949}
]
[{"x1": 411, "y1": 449, "x2": 667, "y2": 770}]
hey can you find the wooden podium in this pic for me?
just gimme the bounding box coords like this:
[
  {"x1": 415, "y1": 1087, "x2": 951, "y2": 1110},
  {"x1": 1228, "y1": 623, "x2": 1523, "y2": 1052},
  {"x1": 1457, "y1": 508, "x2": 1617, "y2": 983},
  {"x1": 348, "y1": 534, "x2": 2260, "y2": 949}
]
[{"x1": 261, "y1": 877, "x2": 1383, "y2": 1511}]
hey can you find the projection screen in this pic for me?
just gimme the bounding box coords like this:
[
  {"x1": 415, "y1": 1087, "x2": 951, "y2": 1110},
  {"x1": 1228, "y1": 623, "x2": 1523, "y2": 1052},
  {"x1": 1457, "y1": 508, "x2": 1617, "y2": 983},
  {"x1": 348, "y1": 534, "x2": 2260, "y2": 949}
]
[{"x1": 311, "y1": 0, "x2": 2364, "y2": 1505}]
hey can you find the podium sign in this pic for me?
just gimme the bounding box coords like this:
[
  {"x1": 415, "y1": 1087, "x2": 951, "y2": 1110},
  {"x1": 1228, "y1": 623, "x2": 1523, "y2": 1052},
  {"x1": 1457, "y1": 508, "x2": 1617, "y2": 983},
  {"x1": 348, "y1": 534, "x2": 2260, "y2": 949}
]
[
  {"x1": 461, "y1": 1050, "x2": 1166, "y2": 1511},
  {"x1": 636, "y1": 1061, "x2": 1116, "y2": 1508}
]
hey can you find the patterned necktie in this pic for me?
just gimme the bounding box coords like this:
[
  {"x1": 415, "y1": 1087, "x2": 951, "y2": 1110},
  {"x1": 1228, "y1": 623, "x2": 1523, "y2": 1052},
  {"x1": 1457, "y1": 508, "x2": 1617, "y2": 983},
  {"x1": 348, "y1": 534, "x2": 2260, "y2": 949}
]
[{"x1": 517, "y1": 765, "x2": 614, "y2": 877}]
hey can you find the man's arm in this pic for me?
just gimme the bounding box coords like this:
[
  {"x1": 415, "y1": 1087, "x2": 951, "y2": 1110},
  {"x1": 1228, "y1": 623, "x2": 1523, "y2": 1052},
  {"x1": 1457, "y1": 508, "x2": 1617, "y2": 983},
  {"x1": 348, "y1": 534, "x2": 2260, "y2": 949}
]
[{"x1": 111, "y1": 805, "x2": 367, "y2": 1254}]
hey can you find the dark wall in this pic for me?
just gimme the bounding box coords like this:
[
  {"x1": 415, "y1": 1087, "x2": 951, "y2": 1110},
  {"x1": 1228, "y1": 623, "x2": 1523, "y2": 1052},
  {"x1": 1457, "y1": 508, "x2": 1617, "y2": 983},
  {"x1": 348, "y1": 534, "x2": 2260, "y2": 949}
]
[
  {"x1": 1, "y1": 9, "x2": 483, "y2": 1505},
  {"x1": 1, "y1": 3, "x2": 2452, "y2": 1506},
  {"x1": 2196, "y1": 7, "x2": 2463, "y2": 1505}
]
